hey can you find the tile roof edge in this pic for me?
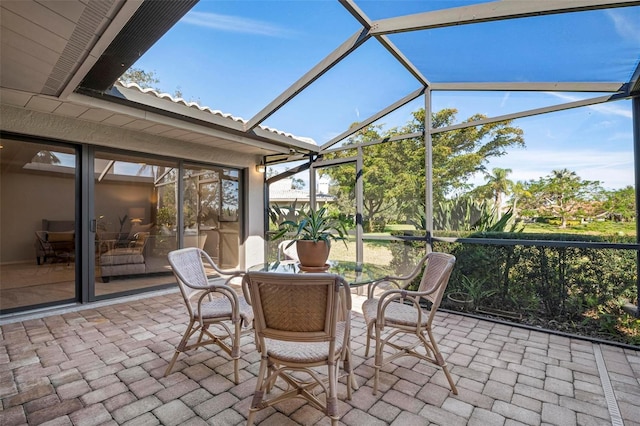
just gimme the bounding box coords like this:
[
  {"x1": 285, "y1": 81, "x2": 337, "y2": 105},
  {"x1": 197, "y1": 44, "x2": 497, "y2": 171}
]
[{"x1": 115, "y1": 81, "x2": 318, "y2": 145}]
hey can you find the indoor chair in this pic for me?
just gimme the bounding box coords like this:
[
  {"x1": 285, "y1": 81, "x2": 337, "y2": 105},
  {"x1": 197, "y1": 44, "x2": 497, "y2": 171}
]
[
  {"x1": 165, "y1": 247, "x2": 253, "y2": 383},
  {"x1": 362, "y1": 252, "x2": 458, "y2": 395},
  {"x1": 242, "y1": 271, "x2": 353, "y2": 426}
]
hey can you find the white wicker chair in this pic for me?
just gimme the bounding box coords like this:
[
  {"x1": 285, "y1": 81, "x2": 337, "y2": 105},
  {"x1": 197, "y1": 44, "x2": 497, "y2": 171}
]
[
  {"x1": 362, "y1": 252, "x2": 458, "y2": 395},
  {"x1": 242, "y1": 271, "x2": 353, "y2": 426},
  {"x1": 165, "y1": 248, "x2": 253, "y2": 383}
]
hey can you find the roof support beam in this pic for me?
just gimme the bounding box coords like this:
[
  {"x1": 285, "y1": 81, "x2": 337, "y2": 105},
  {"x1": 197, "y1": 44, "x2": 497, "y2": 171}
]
[
  {"x1": 339, "y1": 0, "x2": 430, "y2": 87},
  {"x1": 431, "y1": 92, "x2": 628, "y2": 134},
  {"x1": 322, "y1": 132, "x2": 423, "y2": 154},
  {"x1": 320, "y1": 87, "x2": 425, "y2": 151},
  {"x1": 369, "y1": 0, "x2": 640, "y2": 35},
  {"x1": 245, "y1": 28, "x2": 370, "y2": 132},
  {"x1": 630, "y1": 63, "x2": 640, "y2": 95},
  {"x1": 430, "y1": 82, "x2": 628, "y2": 93}
]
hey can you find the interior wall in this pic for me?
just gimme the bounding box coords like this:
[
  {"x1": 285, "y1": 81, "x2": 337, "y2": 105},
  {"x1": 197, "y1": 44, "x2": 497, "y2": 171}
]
[
  {"x1": 95, "y1": 181, "x2": 154, "y2": 234},
  {"x1": 1, "y1": 170, "x2": 75, "y2": 263}
]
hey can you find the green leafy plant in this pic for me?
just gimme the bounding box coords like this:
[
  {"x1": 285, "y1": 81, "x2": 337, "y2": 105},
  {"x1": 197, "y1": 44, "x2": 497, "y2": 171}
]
[
  {"x1": 268, "y1": 201, "x2": 299, "y2": 230},
  {"x1": 458, "y1": 275, "x2": 498, "y2": 309},
  {"x1": 157, "y1": 207, "x2": 175, "y2": 227},
  {"x1": 271, "y1": 206, "x2": 349, "y2": 248}
]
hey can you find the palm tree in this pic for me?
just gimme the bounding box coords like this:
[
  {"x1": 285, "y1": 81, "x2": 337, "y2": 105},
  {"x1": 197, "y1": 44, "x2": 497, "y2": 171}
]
[
  {"x1": 484, "y1": 168, "x2": 513, "y2": 219},
  {"x1": 508, "y1": 180, "x2": 530, "y2": 218}
]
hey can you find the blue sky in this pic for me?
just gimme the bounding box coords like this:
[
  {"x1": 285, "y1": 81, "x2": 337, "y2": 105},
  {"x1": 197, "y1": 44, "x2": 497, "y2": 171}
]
[{"x1": 133, "y1": 1, "x2": 640, "y2": 191}]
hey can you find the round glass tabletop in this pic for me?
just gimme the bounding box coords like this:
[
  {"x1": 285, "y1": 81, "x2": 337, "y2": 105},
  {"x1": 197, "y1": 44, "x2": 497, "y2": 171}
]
[{"x1": 248, "y1": 260, "x2": 389, "y2": 287}]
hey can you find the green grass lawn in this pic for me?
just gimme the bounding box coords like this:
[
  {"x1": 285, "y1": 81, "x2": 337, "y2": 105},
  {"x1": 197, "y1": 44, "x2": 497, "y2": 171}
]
[
  {"x1": 380, "y1": 220, "x2": 636, "y2": 237},
  {"x1": 521, "y1": 220, "x2": 636, "y2": 237}
]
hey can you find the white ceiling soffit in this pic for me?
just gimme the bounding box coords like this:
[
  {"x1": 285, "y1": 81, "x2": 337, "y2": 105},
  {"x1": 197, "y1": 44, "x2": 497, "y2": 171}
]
[{"x1": 0, "y1": 0, "x2": 133, "y2": 97}]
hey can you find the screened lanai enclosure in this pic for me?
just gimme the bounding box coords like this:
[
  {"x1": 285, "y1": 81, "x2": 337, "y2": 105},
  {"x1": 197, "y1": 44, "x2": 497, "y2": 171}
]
[
  {"x1": 1, "y1": 0, "x2": 639, "y2": 346},
  {"x1": 230, "y1": 0, "x2": 640, "y2": 347}
]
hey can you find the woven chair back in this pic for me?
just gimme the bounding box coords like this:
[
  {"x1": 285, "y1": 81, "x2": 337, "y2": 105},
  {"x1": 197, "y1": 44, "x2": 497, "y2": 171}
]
[
  {"x1": 168, "y1": 248, "x2": 216, "y2": 316},
  {"x1": 418, "y1": 252, "x2": 456, "y2": 308},
  {"x1": 244, "y1": 272, "x2": 344, "y2": 342}
]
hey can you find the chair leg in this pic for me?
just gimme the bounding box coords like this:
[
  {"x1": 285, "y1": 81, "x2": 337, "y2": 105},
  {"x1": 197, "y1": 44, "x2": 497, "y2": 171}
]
[
  {"x1": 327, "y1": 362, "x2": 339, "y2": 426},
  {"x1": 364, "y1": 322, "x2": 373, "y2": 357},
  {"x1": 247, "y1": 356, "x2": 269, "y2": 425},
  {"x1": 372, "y1": 325, "x2": 383, "y2": 395},
  {"x1": 343, "y1": 348, "x2": 354, "y2": 398},
  {"x1": 231, "y1": 320, "x2": 241, "y2": 384},
  {"x1": 165, "y1": 319, "x2": 196, "y2": 376},
  {"x1": 428, "y1": 328, "x2": 458, "y2": 395}
]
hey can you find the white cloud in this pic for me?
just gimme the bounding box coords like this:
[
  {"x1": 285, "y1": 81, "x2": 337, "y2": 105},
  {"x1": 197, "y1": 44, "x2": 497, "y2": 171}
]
[
  {"x1": 182, "y1": 12, "x2": 295, "y2": 38},
  {"x1": 544, "y1": 92, "x2": 632, "y2": 119},
  {"x1": 607, "y1": 10, "x2": 640, "y2": 44},
  {"x1": 499, "y1": 92, "x2": 510, "y2": 108}
]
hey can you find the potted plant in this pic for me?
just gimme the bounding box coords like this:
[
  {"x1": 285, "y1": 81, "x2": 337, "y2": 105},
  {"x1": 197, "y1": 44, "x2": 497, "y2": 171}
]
[{"x1": 272, "y1": 205, "x2": 349, "y2": 269}]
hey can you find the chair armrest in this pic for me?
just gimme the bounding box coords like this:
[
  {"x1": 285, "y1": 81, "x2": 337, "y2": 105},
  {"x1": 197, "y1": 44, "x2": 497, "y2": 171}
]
[
  {"x1": 366, "y1": 277, "x2": 404, "y2": 299},
  {"x1": 241, "y1": 275, "x2": 253, "y2": 306},
  {"x1": 374, "y1": 287, "x2": 432, "y2": 328},
  {"x1": 195, "y1": 282, "x2": 244, "y2": 324},
  {"x1": 200, "y1": 249, "x2": 244, "y2": 278}
]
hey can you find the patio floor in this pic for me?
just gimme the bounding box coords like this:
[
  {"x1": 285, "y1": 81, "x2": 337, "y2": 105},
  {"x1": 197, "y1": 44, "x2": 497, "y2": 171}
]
[{"x1": 1, "y1": 289, "x2": 639, "y2": 426}]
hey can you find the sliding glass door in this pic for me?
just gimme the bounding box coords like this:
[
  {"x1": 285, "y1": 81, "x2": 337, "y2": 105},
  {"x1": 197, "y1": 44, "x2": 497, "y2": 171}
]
[
  {"x1": 0, "y1": 138, "x2": 77, "y2": 313},
  {"x1": 94, "y1": 150, "x2": 178, "y2": 296},
  {"x1": 0, "y1": 139, "x2": 245, "y2": 313},
  {"x1": 184, "y1": 164, "x2": 241, "y2": 269}
]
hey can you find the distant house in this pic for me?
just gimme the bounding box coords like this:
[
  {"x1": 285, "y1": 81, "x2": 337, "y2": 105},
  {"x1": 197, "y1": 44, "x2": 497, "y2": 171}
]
[{"x1": 268, "y1": 176, "x2": 335, "y2": 208}]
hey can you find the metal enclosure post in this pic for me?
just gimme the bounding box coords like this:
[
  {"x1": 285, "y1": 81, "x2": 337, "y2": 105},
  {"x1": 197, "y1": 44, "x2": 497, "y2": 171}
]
[
  {"x1": 356, "y1": 146, "x2": 364, "y2": 263},
  {"x1": 633, "y1": 96, "x2": 640, "y2": 317},
  {"x1": 177, "y1": 160, "x2": 184, "y2": 248},
  {"x1": 262, "y1": 161, "x2": 269, "y2": 261},
  {"x1": 309, "y1": 157, "x2": 317, "y2": 209},
  {"x1": 425, "y1": 87, "x2": 433, "y2": 251}
]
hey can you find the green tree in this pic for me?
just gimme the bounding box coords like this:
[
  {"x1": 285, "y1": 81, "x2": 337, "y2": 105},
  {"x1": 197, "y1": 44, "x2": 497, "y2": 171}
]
[
  {"x1": 407, "y1": 108, "x2": 525, "y2": 202},
  {"x1": 33, "y1": 151, "x2": 61, "y2": 164},
  {"x1": 119, "y1": 67, "x2": 187, "y2": 99},
  {"x1": 119, "y1": 67, "x2": 159, "y2": 89},
  {"x1": 477, "y1": 167, "x2": 513, "y2": 219},
  {"x1": 602, "y1": 186, "x2": 635, "y2": 222},
  {"x1": 291, "y1": 178, "x2": 305, "y2": 190},
  {"x1": 324, "y1": 125, "x2": 400, "y2": 230},
  {"x1": 324, "y1": 108, "x2": 525, "y2": 229},
  {"x1": 525, "y1": 169, "x2": 603, "y2": 228},
  {"x1": 507, "y1": 180, "x2": 531, "y2": 218}
]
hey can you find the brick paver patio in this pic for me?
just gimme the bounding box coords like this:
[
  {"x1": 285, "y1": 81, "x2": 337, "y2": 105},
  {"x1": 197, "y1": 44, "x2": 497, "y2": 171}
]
[{"x1": 1, "y1": 289, "x2": 639, "y2": 425}]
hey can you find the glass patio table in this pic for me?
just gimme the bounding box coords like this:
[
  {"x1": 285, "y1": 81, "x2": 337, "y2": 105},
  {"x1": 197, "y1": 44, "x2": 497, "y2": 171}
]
[{"x1": 247, "y1": 259, "x2": 389, "y2": 287}]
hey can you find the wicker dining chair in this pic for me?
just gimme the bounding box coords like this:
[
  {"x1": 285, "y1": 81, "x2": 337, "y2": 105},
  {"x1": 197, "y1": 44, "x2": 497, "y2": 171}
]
[
  {"x1": 165, "y1": 248, "x2": 253, "y2": 383},
  {"x1": 362, "y1": 252, "x2": 458, "y2": 395},
  {"x1": 242, "y1": 271, "x2": 353, "y2": 426}
]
